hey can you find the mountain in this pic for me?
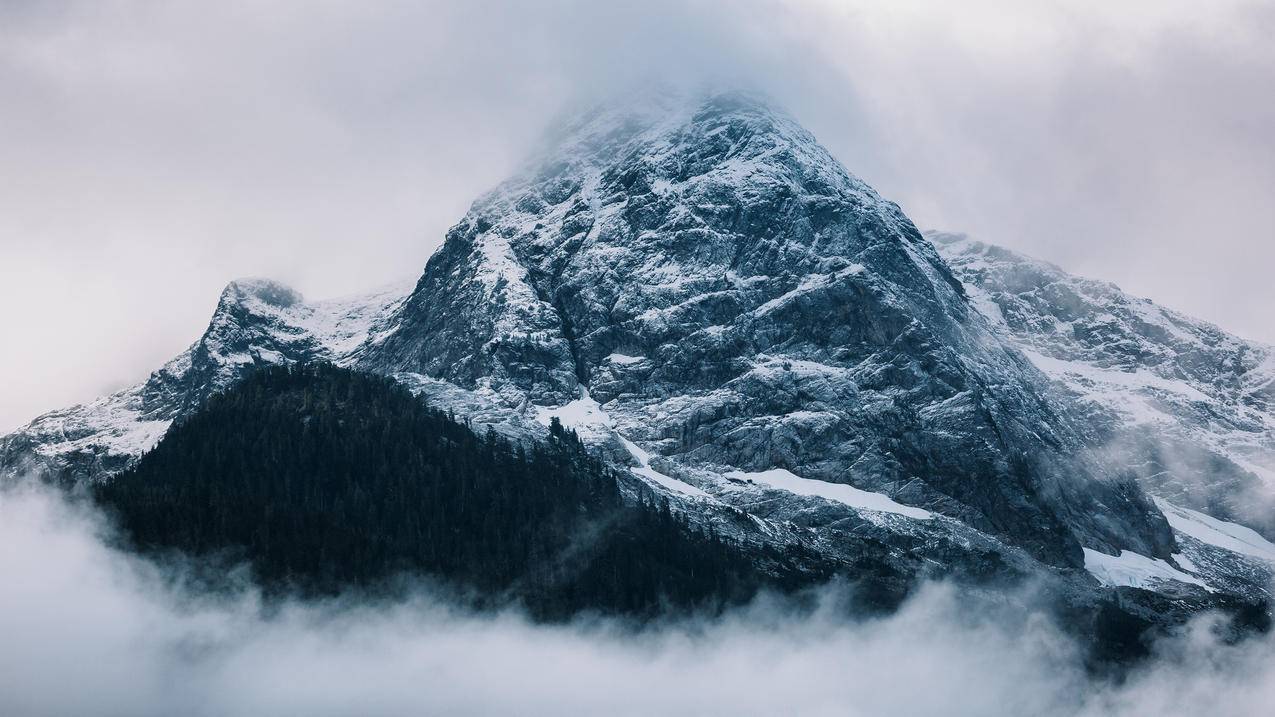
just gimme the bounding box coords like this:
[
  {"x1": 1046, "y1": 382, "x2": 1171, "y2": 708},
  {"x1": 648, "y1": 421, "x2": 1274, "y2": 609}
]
[
  {"x1": 0, "y1": 278, "x2": 409, "y2": 482},
  {"x1": 932, "y1": 232, "x2": 1275, "y2": 539},
  {"x1": 4, "y1": 89, "x2": 1272, "y2": 639},
  {"x1": 360, "y1": 90, "x2": 1170, "y2": 569}
]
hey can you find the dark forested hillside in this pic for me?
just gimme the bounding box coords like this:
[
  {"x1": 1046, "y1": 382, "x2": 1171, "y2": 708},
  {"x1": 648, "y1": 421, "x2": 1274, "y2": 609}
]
[{"x1": 94, "y1": 364, "x2": 824, "y2": 617}]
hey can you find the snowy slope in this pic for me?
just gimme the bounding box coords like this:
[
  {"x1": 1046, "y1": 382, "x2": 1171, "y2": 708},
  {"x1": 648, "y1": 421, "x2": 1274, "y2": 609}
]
[
  {"x1": 1, "y1": 280, "x2": 411, "y2": 481},
  {"x1": 932, "y1": 232, "x2": 1275, "y2": 539}
]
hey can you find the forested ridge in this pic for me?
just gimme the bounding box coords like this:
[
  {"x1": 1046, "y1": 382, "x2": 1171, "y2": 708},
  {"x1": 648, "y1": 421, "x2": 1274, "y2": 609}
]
[{"x1": 95, "y1": 363, "x2": 826, "y2": 617}]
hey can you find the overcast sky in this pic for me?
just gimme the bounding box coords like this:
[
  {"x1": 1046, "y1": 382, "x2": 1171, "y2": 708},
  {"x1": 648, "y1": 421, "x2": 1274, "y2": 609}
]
[{"x1": 2, "y1": 0, "x2": 1272, "y2": 431}]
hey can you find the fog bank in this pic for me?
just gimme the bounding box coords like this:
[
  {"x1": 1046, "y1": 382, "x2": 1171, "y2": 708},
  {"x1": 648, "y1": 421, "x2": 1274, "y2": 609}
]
[{"x1": 2, "y1": 483, "x2": 1274, "y2": 717}]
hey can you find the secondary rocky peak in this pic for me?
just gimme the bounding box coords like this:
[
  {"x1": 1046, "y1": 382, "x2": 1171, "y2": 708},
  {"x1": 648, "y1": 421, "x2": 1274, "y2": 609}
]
[{"x1": 932, "y1": 230, "x2": 1275, "y2": 540}]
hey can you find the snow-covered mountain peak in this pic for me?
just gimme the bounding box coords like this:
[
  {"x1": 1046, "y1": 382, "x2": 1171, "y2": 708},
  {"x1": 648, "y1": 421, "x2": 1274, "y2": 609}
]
[
  {"x1": 1, "y1": 279, "x2": 411, "y2": 482},
  {"x1": 359, "y1": 92, "x2": 1181, "y2": 569},
  {"x1": 487, "y1": 89, "x2": 899, "y2": 247}
]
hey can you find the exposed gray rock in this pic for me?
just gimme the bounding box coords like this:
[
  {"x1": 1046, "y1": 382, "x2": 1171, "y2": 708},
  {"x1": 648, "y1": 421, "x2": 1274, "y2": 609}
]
[
  {"x1": 932, "y1": 231, "x2": 1275, "y2": 538},
  {"x1": 1, "y1": 279, "x2": 409, "y2": 482}
]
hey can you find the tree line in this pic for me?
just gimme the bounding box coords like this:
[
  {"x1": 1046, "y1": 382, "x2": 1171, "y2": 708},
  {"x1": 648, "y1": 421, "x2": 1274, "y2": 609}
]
[{"x1": 95, "y1": 363, "x2": 824, "y2": 618}]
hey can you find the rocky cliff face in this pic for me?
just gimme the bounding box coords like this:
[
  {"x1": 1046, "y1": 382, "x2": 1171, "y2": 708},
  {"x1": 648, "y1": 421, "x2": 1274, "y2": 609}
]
[
  {"x1": 932, "y1": 231, "x2": 1275, "y2": 539},
  {"x1": 5, "y1": 90, "x2": 1272, "y2": 612},
  {"x1": 361, "y1": 91, "x2": 1171, "y2": 568},
  {"x1": 0, "y1": 279, "x2": 409, "y2": 482}
]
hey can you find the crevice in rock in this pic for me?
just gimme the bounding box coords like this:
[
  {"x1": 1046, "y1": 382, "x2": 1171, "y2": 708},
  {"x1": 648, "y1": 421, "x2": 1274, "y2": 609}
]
[{"x1": 552, "y1": 291, "x2": 589, "y2": 389}]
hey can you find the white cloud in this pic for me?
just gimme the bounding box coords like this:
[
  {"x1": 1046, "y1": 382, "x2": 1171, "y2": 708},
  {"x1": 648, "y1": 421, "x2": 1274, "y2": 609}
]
[{"x1": 3, "y1": 481, "x2": 1275, "y2": 716}]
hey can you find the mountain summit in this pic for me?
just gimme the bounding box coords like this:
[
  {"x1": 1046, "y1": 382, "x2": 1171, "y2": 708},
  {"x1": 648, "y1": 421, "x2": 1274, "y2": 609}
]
[{"x1": 359, "y1": 90, "x2": 1170, "y2": 568}]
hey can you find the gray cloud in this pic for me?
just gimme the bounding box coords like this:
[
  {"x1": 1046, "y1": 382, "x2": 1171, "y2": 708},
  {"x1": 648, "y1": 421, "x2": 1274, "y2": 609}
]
[
  {"x1": 2, "y1": 0, "x2": 1272, "y2": 431},
  {"x1": 4, "y1": 480, "x2": 1275, "y2": 716}
]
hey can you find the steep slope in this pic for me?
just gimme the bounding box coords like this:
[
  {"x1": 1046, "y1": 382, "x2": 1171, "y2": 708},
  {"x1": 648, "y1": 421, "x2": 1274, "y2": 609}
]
[
  {"x1": 931, "y1": 232, "x2": 1275, "y2": 538},
  {"x1": 360, "y1": 90, "x2": 1171, "y2": 568},
  {"x1": 0, "y1": 279, "x2": 410, "y2": 482}
]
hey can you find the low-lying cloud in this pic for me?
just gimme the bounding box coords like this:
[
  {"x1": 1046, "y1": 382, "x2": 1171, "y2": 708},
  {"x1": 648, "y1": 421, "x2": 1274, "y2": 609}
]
[{"x1": 2, "y1": 482, "x2": 1274, "y2": 717}]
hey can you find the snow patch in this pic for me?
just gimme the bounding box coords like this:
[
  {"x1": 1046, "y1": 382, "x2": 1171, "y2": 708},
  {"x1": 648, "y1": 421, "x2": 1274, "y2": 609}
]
[
  {"x1": 1154, "y1": 498, "x2": 1275, "y2": 563},
  {"x1": 617, "y1": 436, "x2": 710, "y2": 499},
  {"x1": 1083, "y1": 548, "x2": 1212, "y2": 591},
  {"x1": 1019, "y1": 347, "x2": 1214, "y2": 426},
  {"x1": 1022, "y1": 348, "x2": 1210, "y2": 404},
  {"x1": 1172, "y1": 552, "x2": 1201, "y2": 574},
  {"x1": 296, "y1": 281, "x2": 413, "y2": 360},
  {"x1": 533, "y1": 389, "x2": 614, "y2": 441},
  {"x1": 21, "y1": 388, "x2": 171, "y2": 466},
  {"x1": 727, "y1": 468, "x2": 931, "y2": 520},
  {"x1": 533, "y1": 390, "x2": 710, "y2": 499}
]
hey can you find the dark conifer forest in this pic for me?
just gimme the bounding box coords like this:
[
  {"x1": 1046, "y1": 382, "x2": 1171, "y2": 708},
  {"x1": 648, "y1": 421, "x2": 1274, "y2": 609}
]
[{"x1": 95, "y1": 363, "x2": 823, "y2": 618}]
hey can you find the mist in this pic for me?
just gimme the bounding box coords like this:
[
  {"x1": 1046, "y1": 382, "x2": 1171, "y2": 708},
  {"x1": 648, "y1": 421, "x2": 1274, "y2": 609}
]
[
  {"x1": 1, "y1": 481, "x2": 1272, "y2": 717},
  {"x1": 3, "y1": 0, "x2": 1274, "y2": 432}
]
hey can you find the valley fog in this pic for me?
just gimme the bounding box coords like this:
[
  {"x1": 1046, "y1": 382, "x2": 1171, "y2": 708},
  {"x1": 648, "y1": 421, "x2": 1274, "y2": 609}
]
[{"x1": 3, "y1": 482, "x2": 1273, "y2": 717}]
